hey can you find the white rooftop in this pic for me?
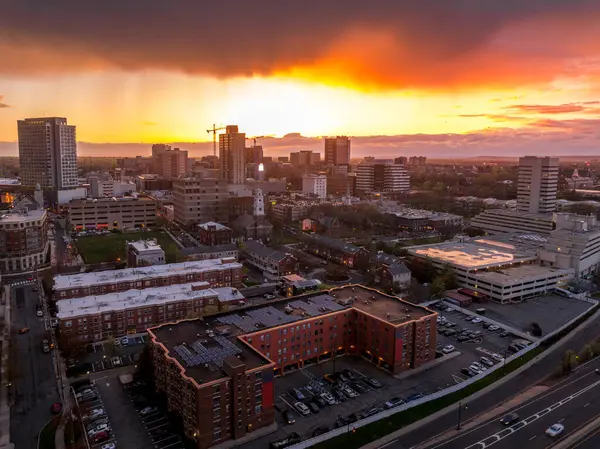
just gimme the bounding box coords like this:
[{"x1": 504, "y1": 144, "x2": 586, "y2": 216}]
[
  {"x1": 128, "y1": 239, "x2": 164, "y2": 253},
  {"x1": 408, "y1": 240, "x2": 536, "y2": 269},
  {"x1": 0, "y1": 209, "x2": 46, "y2": 223},
  {"x1": 473, "y1": 265, "x2": 573, "y2": 286},
  {"x1": 198, "y1": 221, "x2": 231, "y2": 231},
  {"x1": 211, "y1": 287, "x2": 245, "y2": 303},
  {"x1": 54, "y1": 258, "x2": 242, "y2": 291},
  {"x1": 56, "y1": 282, "x2": 234, "y2": 318}
]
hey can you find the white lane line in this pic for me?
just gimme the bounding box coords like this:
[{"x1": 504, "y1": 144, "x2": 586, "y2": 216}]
[
  {"x1": 529, "y1": 435, "x2": 537, "y2": 441},
  {"x1": 463, "y1": 378, "x2": 600, "y2": 449},
  {"x1": 558, "y1": 418, "x2": 565, "y2": 423},
  {"x1": 584, "y1": 402, "x2": 591, "y2": 407}
]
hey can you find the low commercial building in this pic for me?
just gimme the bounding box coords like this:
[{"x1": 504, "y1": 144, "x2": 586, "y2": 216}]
[
  {"x1": 182, "y1": 244, "x2": 239, "y2": 262},
  {"x1": 56, "y1": 281, "x2": 246, "y2": 346},
  {"x1": 127, "y1": 239, "x2": 166, "y2": 267},
  {"x1": 67, "y1": 196, "x2": 158, "y2": 231},
  {"x1": 469, "y1": 209, "x2": 555, "y2": 235},
  {"x1": 147, "y1": 285, "x2": 436, "y2": 448},
  {"x1": 407, "y1": 238, "x2": 573, "y2": 303},
  {"x1": 198, "y1": 222, "x2": 233, "y2": 246},
  {"x1": 0, "y1": 208, "x2": 50, "y2": 273},
  {"x1": 242, "y1": 240, "x2": 298, "y2": 280},
  {"x1": 302, "y1": 234, "x2": 370, "y2": 269},
  {"x1": 54, "y1": 258, "x2": 243, "y2": 299},
  {"x1": 380, "y1": 207, "x2": 464, "y2": 231}
]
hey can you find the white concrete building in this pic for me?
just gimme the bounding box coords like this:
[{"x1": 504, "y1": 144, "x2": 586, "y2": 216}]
[
  {"x1": 18, "y1": 117, "x2": 78, "y2": 189},
  {"x1": 302, "y1": 174, "x2": 327, "y2": 199},
  {"x1": 470, "y1": 209, "x2": 556, "y2": 235},
  {"x1": 127, "y1": 240, "x2": 166, "y2": 267},
  {"x1": 517, "y1": 156, "x2": 559, "y2": 214},
  {"x1": 407, "y1": 238, "x2": 573, "y2": 303},
  {"x1": 383, "y1": 164, "x2": 410, "y2": 192}
]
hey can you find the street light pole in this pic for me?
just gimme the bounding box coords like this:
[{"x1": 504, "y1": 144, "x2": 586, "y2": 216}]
[{"x1": 457, "y1": 401, "x2": 468, "y2": 430}]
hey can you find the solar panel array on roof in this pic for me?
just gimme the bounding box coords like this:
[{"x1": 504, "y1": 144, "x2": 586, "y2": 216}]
[
  {"x1": 246, "y1": 306, "x2": 298, "y2": 327},
  {"x1": 173, "y1": 336, "x2": 243, "y2": 370},
  {"x1": 217, "y1": 314, "x2": 256, "y2": 333}
]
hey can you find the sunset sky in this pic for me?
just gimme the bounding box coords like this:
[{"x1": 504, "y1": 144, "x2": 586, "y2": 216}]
[{"x1": 2, "y1": 1, "x2": 600, "y2": 157}]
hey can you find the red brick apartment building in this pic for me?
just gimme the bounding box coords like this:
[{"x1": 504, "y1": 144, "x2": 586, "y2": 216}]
[
  {"x1": 147, "y1": 285, "x2": 436, "y2": 448},
  {"x1": 53, "y1": 258, "x2": 243, "y2": 300},
  {"x1": 198, "y1": 222, "x2": 233, "y2": 247}
]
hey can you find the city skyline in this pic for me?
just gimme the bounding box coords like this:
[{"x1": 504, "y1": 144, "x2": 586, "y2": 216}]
[{"x1": 3, "y1": 2, "x2": 600, "y2": 157}]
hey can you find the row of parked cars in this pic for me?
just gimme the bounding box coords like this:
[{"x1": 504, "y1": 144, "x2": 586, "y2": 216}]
[
  {"x1": 73, "y1": 382, "x2": 116, "y2": 448},
  {"x1": 124, "y1": 379, "x2": 186, "y2": 449},
  {"x1": 460, "y1": 354, "x2": 505, "y2": 378}
]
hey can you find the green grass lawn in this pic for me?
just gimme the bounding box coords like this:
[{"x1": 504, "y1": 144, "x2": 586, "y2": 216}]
[{"x1": 76, "y1": 231, "x2": 181, "y2": 264}]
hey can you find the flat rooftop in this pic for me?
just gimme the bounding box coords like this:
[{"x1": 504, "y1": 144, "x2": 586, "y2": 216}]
[
  {"x1": 473, "y1": 265, "x2": 573, "y2": 286},
  {"x1": 0, "y1": 209, "x2": 46, "y2": 223},
  {"x1": 56, "y1": 282, "x2": 224, "y2": 318},
  {"x1": 128, "y1": 239, "x2": 163, "y2": 253},
  {"x1": 54, "y1": 258, "x2": 242, "y2": 291},
  {"x1": 149, "y1": 319, "x2": 269, "y2": 385},
  {"x1": 408, "y1": 240, "x2": 536, "y2": 270}
]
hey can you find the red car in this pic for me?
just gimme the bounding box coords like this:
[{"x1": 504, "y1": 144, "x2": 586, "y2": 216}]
[
  {"x1": 51, "y1": 403, "x2": 62, "y2": 414},
  {"x1": 93, "y1": 431, "x2": 110, "y2": 443}
]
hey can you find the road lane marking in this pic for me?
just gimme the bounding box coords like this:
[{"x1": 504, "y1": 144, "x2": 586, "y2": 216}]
[
  {"x1": 463, "y1": 379, "x2": 600, "y2": 449},
  {"x1": 584, "y1": 402, "x2": 591, "y2": 407},
  {"x1": 529, "y1": 435, "x2": 537, "y2": 441},
  {"x1": 558, "y1": 418, "x2": 565, "y2": 423}
]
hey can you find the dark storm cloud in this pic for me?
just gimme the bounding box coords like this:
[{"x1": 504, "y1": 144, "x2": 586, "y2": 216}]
[{"x1": 1, "y1": 0, "x2": 599, "y2": 88}]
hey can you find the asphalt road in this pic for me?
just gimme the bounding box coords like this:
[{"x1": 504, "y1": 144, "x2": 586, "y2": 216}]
[
  {"x1": 426, "y1": 361, "x2": 600, "y2": 449},
  {"x1": 9, "y1": 283, "x2": 59, "y2": 449},
  {"x1": 384, "y1": 310, "x2": 600, "y2": 449}
]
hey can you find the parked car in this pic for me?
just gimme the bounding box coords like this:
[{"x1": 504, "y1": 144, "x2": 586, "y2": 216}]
[
  {"x1": 314, "y1": 396, "x2": 327, "y2": 408},
  {"x1": 341, "y1": 386, "x2": 358, "y2": 398},
  {"x1": 264, "y1": 294, "x2": 275, "y2": 300},
  {"x1": 405, "y1": 392, "x2": 424, "y2": 402},
  {"x1": 461, "y1": 368, "x2": 475, "y2": 377},
  {"x1": 342, "y1": 369, "x2": 356, "y2": 380},
  {"x1": 88, "y1": 423, "x2": 110, "y2": 436},
  {"x1": 111, "y1": 356, "x2": 122, "y2": 367},
  {"x1": 50, "y1": 403, "x2": 63, "y2": 414},
  {"x1": 442, "y1": 345, "x2": 455, "y2": 354},
  {"x1": 488, "y1": 325, "x2": 500, "y2": 332},
  {"x1": 546, "y1": 423, "x2": 564, "y2": 437},
  {"x1": 364, "y1": 377, "x2": 382, "y2": 388},
  {"x1": 121, "y1": 337, "x2": 129, "y2": 346},
  {"x1": 457, "y1": 335, "x2": 470, "y2": 342},
  {"x1": 482, "y1": 322, "x2": 491, "y2": 329},
  {"x1": 500, "y1": 413, "x2": 519, "y2": 425},
  {"x1": 499, "y1": 331, "x2": 510, "y2": 338},
  {"x1": 385, "y1": 397, "x2": 405, "y2": 409},
  {"x1": 139, "y1": 406, "x2": 158, "y2": 416},
  {"x1": 480, "y1": 357, "x2": 494, "y2": 367},
  {"x1": 18, "y1": 327, "x2": 30, "y2": 334},
  {"x1": 92, "y1": 431, "x2": 110, "y2": 443},
  {"x1": 282, "y1": 410, "x2": 296, "y2": 424},
  {"x1": 36, "y1": 309, "x2": 43, "y2": 317},
  {"x1": 445, "y1": 329, "x2": 457, "y2": 336},
  {"x1": 472, "y1": 361, "x2": 487, "y2": 371},
  {"x1": 101, "y1": 444, "x2": 116, "y2": 449},
  {"x1": 446, "y1": 322, "x2": 457, "y2": 328},
  {"x1": 307, "y1": 401, "x2": 320, "y2": 413},
  {"x1": 491, "y1": 353, "x2": 505, "y2": 363},
  {"x1": 294, "y1": 402, "x2": 310, "y2": 416},
  {"x1": 471, "y1": 318, "x2": 482, "y2": 324},
  {"x1": 312, "y1": 426, "x2": 329, "y2": 437},
  {"x1": 464, "y1": 316, "x2": 475, "y2": 322},
  {"x1": 320, "y1": 392, "x2": 336, "y2": 405},
  {"x1": 290, "y1": 388, "x2": 305, "y2": 401},
  {"x1": 331, "y1": 389, "x2": 346, "y2": 402},
  {"x1": 469, "y1": 364, "x2": 482, "y2": 374},
  {"x1": 363, "y1": 407, "x2": 384, "y2": 417}
]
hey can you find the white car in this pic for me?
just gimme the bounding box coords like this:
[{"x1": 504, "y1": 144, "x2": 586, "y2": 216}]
[
  {"x1": 491, "y1": 353, "x2": 505, "y2": 363},
  {"x1": 84, "y1": 408, "x2": 105, "y2": 420},
  {"x1": 101, "y1": 444, "x2": 116, "y2": 449},
  {"x1": 442, "y1": 345, "x2": 455, "y2": 354},
  {"x1": 294, "y1": 401, "x2": 310, "y2": 415},
  {"x1": 488, "y1": 325, "x2": 500, "y2": 331},
  {"x1": 471, "y1": 317, "x2": 483, "y2": 324},
  {"x1": 480, "y1": 357, "x2": 494, "y2": 367},
  {"x1": 36, "y1": 309, "x2": 43, "y2": 317},
  {"x1": 546, "y1": 423, "x2": 564, "y2": 437},
  {"x1": 111, "y1": 357, "x2": 122, "y2": 367},
  {"x1": 469, "y1": 364, "x2": 482, "y2": 374},
  {"x1": 88, "y1": 423, "x2": 110, "y2": 436},
  {"x1": 320, "y1": 392, "x2": 336, "y2": 405},
  {"x1": 471, "y1": 361, "x2": 488, "y2": 371}
]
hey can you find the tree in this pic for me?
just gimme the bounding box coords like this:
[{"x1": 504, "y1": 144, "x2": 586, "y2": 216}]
[
  {"x1": 429, "y1": 276, "x2": 447, "y2": 297},
  {"x1": 562, "y1": 350, "x2": 577, "y2": 375}
]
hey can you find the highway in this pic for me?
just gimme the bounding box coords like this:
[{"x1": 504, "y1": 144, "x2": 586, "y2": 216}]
[
  {"x1": 381, "y1": 310, "x2": 600, "y2": 449},
  {"x1": 9, "y1": 282, "x2": 59, "y2": 449},
  {"x1": 424, "y1": 362, "x2": 600, "y2": 449}
]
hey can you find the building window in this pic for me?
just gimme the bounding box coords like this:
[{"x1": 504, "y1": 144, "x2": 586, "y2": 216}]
[
  {"x1": 213, "y1": 430, "x2": 221, "y2": 440},
  {"x1": 255, "y1": 405, "x2": 262, "y2": 415}
]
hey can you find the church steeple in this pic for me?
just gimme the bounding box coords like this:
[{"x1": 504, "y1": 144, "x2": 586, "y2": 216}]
[{"x1": 254, "y1": 188, "x2": 265, "y2": 217}]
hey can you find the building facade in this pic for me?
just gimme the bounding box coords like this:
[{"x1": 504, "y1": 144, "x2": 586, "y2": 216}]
[
  {"x1": 159, "y1": 148, "x2": 189, "y2": 179},
  {"x1": 219, "y1": 125, "x2": 246, "y2": 184},
  {"x1": 67, "y1": 196, "x2": 158, "y2": 231},
  {"x1": 54, "y1": 258, "x2": 243, "y2": 299},
  {"x1": 198, "y1": 222, "x2": 233, "y2": 246},
  {"x1": 146, "y1": 285, "x2": 436, "y2": 448},
  {"x1": 18, "y1": 117, "x2": 78, "y2": 189},
  {"x1": 517, "y1": 156, "x2": 559, "y2": 214},
  {"x1": 356, "y1": 160, "x2": 410, "y2": 194},
  {"x1": 0, "y1": 209, "x2": 50, "y2": 273},
  {"x1": 127, "y1": 240, "x2": 166, "y2": 267},
  {"x1": 242, "y1": 240, "x2": 298, "y2": 279},
  {"x1": 302, "y1": 234, "x2": 370, "y2": 269},
  {"x1": 301, "y1": 174, "x2": 327, "y2": 199},
  {"x1": 324, "y1": 136, "x2": 350, "y2": 166},
  {"x1": 173, "y1": 178, "x2": 229, "y2": 228}
]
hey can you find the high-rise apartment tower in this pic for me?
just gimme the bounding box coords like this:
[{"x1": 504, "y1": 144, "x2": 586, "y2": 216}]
[
  {"x1": 517, "y1": 156, "x2": 559, "y2": 213},
  {"x1": 219, "y1": 125, "x2": 246, "y2": 184}
]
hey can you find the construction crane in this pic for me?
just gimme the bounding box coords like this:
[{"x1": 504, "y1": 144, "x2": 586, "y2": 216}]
[
  {"x1": 247, "y1": 136, "x2": 265, "y2": 147},
  {"x1": 207, "y1": 124, "x2": 226, "y2": 156}
]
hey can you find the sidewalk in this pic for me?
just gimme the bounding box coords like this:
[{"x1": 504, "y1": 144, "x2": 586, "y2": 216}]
[{"x1": 0, "y1": 286, "x2": 13, "y2": 449}]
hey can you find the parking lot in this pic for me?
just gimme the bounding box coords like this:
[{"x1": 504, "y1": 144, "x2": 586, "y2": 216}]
[
  {"x1": 72, "y1": 381, "x2": 117, "y2": 448},
  {"x1": 477, "y1": 294, "x2": 591, "y2": 336}
]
